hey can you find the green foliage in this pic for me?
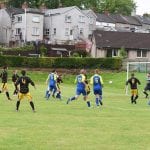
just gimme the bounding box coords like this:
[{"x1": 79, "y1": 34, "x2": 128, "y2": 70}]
[
  {"x1": 119, "y1": 47, "x2": 127, "y2": 58},
  {"x1": 0, "y1": 55, "x2": 122, "y2": 70},
  {"x1": 99, "y1": 0, "x2": 136, "y2": 15},
  {"x1": 7, "y1": 0, "x2": 135, "y2": 15},
  {"x1": 39, "y1": 45, "x2": 48, "y2": 57},
  {"x1": 72, "y1": 52, "x2": 80, "y2": 57},
  {"x1": 0, "y1": 44, "x2": 34, "y2": 51},
  {"x1": 71, "y1": 49, "x2": 89, "y2": 57},
  {"x1": 143, "y1": 13, "x2": 150, "y2": 17}
]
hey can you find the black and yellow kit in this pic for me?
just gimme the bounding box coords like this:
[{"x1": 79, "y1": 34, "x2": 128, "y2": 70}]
[
  {"x1": 12, "y1": 73, "x2": 19, "y2": 82},
  {"x1": 0, "y1": 70, "x2": 8, "y2": 91},
  {"x1": 15, "y1": 76, "x2": 35, "y2": 101},
  {"x1": 16, "y1": 76, "x2": 35, "y2": 94}
]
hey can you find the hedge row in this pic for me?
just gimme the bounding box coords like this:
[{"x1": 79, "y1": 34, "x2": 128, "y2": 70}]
[{"x1": 0, "y1": 55, "x2": 122, "y2": 70}]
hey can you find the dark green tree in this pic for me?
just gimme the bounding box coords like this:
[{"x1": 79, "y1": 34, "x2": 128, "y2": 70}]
[{"x1": 6, "y1": 0, "x2": 136, "y2": 15}]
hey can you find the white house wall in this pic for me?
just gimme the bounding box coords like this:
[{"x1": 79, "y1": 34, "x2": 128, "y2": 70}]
[
  {"x1": 45, "y1": 7, "x2": 90, "y2": 43},
  {"x1": 0, "y1": 9, "x2": 11, "y2": 44},
  {"x1": 14, "y1": 13, "x2": 43, "y2": 42},
  {"x1": 26, "y1": 13, "x2": 43, "y2": 41}
]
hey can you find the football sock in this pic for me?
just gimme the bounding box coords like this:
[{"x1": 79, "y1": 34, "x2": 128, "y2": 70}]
[
  {"x1": 134, "y1": 95, "x2": 138, "y2": 104},
  {"x1": 56, "y1": 92, "x2": 61, "y2": 99},
  {"x1": 96, "y1": 98, "x2": 99, "y2": 106},
  {"x1": 131, "y1": 95, "x2": 134, "y2": 103},
  {"x1": 6, "y1": 92, "x2": 10, "y2": 100},
  {"x1": 70, "y1": 97, "x2": 76, "y2": 101},
  {"x1": 30, "y1": 101, "x2": 35, "y2": 110},
  {"x1": 87, "y1": 101, "x2": 91, "y2": 107},
  {"x1": 47, "y1": 93, "x2": 51, "y2": 99},
  {"x1": 99, "y1": 95, "x2": 103, "y2": 105},
  {"x1": 16, "y1": 101, "x2": 20, "y2": 110},
  {"x1": 134, "y1": 95, "x2": 138, "y2": 100},
  {"x1": 52, "y1": 89, "x2": 57, "y2": 96},
  {"x1": 143, "y1": 91, "x2": 148, "y2": 98},
  {"x1": 45, "y1": 90, "x2": 49, "y2": 97},
  {"x1": 0, "y1": 90, "x2": 1, "y2": 93}
]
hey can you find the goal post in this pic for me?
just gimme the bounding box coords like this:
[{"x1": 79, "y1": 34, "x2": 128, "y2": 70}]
[{"x1": 126, "y1": 61, "x2": 150, "y2": 95}]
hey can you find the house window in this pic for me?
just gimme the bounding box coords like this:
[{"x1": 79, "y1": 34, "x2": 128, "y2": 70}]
[
  {"x1": 15, "y1": 28, "x2": 21, "y2": 35},
  {"x1": 65, "y1": 28, "x2": 69, "y2": 36},
  {"x1": 112, "y1": 49, "x2": 119, "y2": 57},
  {"x1": 16, "y1": 16, "x2": 22, "y2": 22},
  {"x1": 45, "y1": 29, "x2": 50, "y2": 35},
  {"x1": 32, "y1": 27, "x2": 40, "y2": 36},
  {"x1": 65, "y1": 15, "x2": 72, "y2": 22},
  {"x1": 32, "y1": 16, "x2": 40, "y2": 23},
  {"x1": 90, "y1": 17, "x2": 94, "y2": 24},
  {"x1": 79, "y1": 28, "x2": 84, "y2": 35},
  {"x1": 79, "y1": 15, "x2": 85, "y2": 23},
  {"x1": 70, "y1": 29, "x2": 73, "y2": 35},
  {"x1": 53, "y1": 28, "x2": 56, "y2": 35},
  {"x1": 137, "y1": 50, "x2": 147, "y2": 58}
]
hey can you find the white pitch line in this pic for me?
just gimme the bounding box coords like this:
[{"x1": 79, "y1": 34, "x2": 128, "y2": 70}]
[{"x1": 105, "y1": 106, "x2": 150, "y2": 111}]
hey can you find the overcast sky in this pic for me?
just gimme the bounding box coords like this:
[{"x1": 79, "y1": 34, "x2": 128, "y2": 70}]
[{"x1": 134, "y1": 0, "x2": 150, "y2": 15}]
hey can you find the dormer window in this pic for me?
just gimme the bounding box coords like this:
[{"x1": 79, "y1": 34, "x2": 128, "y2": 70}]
[{"x1": 16, "y1": 16, "x2": 22, "y2": 22}]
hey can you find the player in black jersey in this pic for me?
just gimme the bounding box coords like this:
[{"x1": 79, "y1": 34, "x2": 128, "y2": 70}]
[
  {"x1": 126, "y1": 73, "x2": 141, "y2": 104},
  {"x1": 15, "y1": 70, "x2": 36, "y2": 112},
  {"x1": 0, "y1": 66, "x2": 11, "y2": 100},
  {"x1": 12, "y1": 70, "x2": 19, "y2": 95}
]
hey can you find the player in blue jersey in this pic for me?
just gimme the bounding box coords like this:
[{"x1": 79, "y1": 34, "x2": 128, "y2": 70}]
[
  {"x1": 45, "y1": 70, "x2": 58, "y2": 100},
  {"x1": 143, "y1": 73, "x2": 150, "y2": 98},
  {"x1": 52, "y1": 74, "x2": 63, "y2": 99},
  {"x1": 66, "y1": 69, "x2": 91, "y2": 107},
  {"x1": 90, "y1": 69, "x2": 104, "y2": 107}
]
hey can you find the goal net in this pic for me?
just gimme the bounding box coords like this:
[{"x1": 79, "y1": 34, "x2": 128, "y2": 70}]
[{"x1": 126, "y1": 62, "x2": 150, "y2": 94}]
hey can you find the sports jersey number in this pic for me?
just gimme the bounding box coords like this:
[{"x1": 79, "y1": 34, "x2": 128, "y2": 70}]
[
  {"x1": 22, "y1": 79, "x2": 26, "y2": 84},
  {"x1": 131, "y1": 79, "x2": 135, "y2": 84},
  {"x1": 50, "y1": 75, "x2": 54, "y2": 80},
  {"x1": 77, "y1": 76, "x2": 82, "y2": 83},
  {"x1": 94, "y1": 77, "x2": 99, "y2": 83}
]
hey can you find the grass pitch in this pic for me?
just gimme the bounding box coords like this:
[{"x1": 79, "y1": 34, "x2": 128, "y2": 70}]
[{"x1": 0, "y1": 70, "x2": 150, "y2": 150}]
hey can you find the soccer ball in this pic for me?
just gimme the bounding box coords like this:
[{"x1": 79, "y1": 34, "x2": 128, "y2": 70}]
[{"x1": 109, "y1": 80, "x2": 112, "y2": 84}]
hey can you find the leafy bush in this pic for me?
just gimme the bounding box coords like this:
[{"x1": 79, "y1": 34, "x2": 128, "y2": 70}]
[
  {"x1": 39, "y1": 45, "x2": 48, "y2": 57},
  {"x1": 0, "y1": 44, "x2": 34, "y2": 51},
  {"x1": 119, "y1": 47, "x2": 127, "y2": 58},
  {"x1": 0, "y1": 56, "x2": 122, "y2": 70}
]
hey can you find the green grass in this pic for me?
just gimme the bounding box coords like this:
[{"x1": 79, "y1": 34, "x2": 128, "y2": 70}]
[{"x1": 0, "y1": 70, "x2": 150, "y2": 150}]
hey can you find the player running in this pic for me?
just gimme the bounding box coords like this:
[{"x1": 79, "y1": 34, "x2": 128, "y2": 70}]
[
  {"x1": 143, "y1": 73, "x2": 150, "y2": 98},
  {"x1": 12, "y1": 70, "x2": 19, "y2": 95},
  {"x1": 90, "y1": 69, "x2": 104, "y2": 107},
  {"x1": 52, "y1": 74, "x2": 63, "y2": 99},
  {"x1": 15, "y1": 70, "x2": 36, "y2": 112},
  {"x1": 45, "y1": 70, "x2": 58, "y2": 100},
  {"x1": 0, "y1": 66, "x2": 12, "y2": 100},
  {"x1": 126, "y1": 73, "x2": 141, "y2": 104},
  {"x1": 66, "y1": 69, "x2": 91, "y2": 107}
]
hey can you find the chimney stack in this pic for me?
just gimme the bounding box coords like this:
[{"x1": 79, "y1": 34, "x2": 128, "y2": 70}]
[
  {"x1": 22, "y1": 1, "x2": 29, "y2": 9},
  {"x1": 0, "y1": 2, "x2": 6, "y2": 9},
  {"x1": 104, "y1": 10, "x2": 109, "y2": 16},
  {"x1": 39, "y1": 3, "x2": 47, "y2": 13}
]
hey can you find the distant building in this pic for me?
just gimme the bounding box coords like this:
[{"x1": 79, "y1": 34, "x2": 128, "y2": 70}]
[
  {"x1": 44, "y1": 6, "x2": 96, "y2": 44},
  {"x1": 0, "y1": 2, "x2": 44, "y2": 46},
  {"x1": 91, "y1": 30, "x2": 150, "y2": 61}
]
